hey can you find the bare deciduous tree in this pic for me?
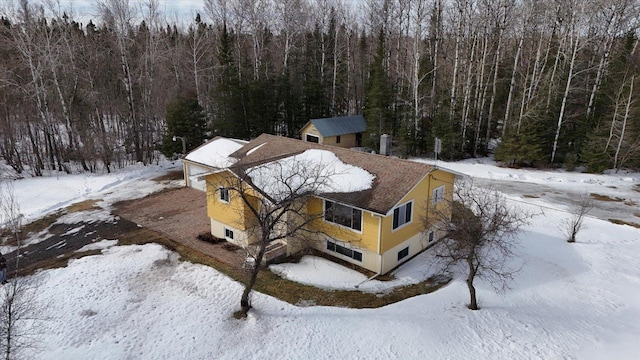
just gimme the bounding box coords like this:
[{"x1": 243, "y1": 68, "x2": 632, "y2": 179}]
[
  {"x1": 0, "y1": 276, "x2": 43, "y2": 360},
  {"x1": 209, "y1": 154, "x2": 344, "y2": 317},
  {"x1": 563, "y1": 192, "x2": 594, "y2": 243},
  {"x1": 0, "y1": 179, "x2": 41, "y2": 360},
  {"x1": 426, "y1": 180, "x2": 530, "y2": 310}
]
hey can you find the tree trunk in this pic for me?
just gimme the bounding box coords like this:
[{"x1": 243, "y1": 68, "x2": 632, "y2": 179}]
[
  {"x1": 460, "y1": 35, "x2": 477, "y2": 153},
  {"x1": 503, "y1": 33, "x2": 524, "y2": 137},
  {"x1": 484, "y1": 27, "x2": 503, "y2": 153},
  {"x1": 466, "y1": 258, "x2": 478, "y2": 310},
  {"x1": 614, "y1": 74, "x2": 634, "y2": 169},
  {"x1": 240, "y1": 239, "x2": 268, "y2": 316},
  {"x1": 551, "y1": 35, "x2": 579, "y2": 163}
]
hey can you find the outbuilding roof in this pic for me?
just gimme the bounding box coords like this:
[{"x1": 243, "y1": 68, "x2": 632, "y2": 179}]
[
  {"x1": 305, "y1": 115, "x2": 367, "y2": 137},
  {"x1": 184, "y1": 137, "x2": 247, "y2": 169},
  {"x1": 229, "y1": 134, "x2": 434, "y2": 215}
]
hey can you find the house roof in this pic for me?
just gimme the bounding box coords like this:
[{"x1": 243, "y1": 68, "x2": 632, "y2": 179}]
[
  {"x1": 228, "y1": 134, "x2": 434, "y2": 215},
  {"x1": 184, "y1": 136, "x2": 248, "y2": 169},
  {"x1": 305, "y1": 115, "x2": 367, "y2": 137}
]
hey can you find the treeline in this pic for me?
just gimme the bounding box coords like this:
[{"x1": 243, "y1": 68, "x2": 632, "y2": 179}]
[{"x1": 0, "y1": 0, "x2": 639, "y2": 176}]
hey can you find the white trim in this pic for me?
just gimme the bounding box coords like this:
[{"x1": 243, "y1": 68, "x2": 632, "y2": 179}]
[
  {"x1": 432, "y1": 185, "x2": 445, "y2": 205},
  {"x1": 305, "y1": 133, "x2": 320, "y2": 143},
  {"x1": 218, "y1": 187, "x2": 230, "y2": 203},
  {"x1": 385, "y1": 169, "x2": 434, "y2": 215},
  {"x1": 322, "y1": 199, "x2": 363, "y2": 234},
  {"x1": 391, "y1": 200, "x2": 414, "y2": 232},
  {"x1": 326, "y1": 239, "x2": 364, "y2": 263},
  {"x1": 397, "y1": 246, "x2": 409, "y2": 262},
  {"x1": 224, "y1": 227, "x2": 234, "y2": 240}
]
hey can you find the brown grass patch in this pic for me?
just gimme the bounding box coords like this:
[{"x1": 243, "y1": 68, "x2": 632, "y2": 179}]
[
  {"x1": 152, "y1": 170, "x2": 184, "y2": 182},
  {"x1": 67, "y1": 199, "x2": 102, "y2": 213},
  {"x1": 635, "y1": 213, "x2": 640, "y2": 218},
  {"x1": 590, "y1": 193, "x2": 624, "y2": 202},
  {"x1": 522, "y1": 194, "x2": 540, "y2": 199},
  {"x1": 608, "y1": 219, "x2": 640, "y2": 229},
  {"x1": 1, "y1": 211, "x2": 61, "y2": 246},
  {"x1": 18, "y1": 212, "x2": 450, "y2": 310},
  {"x1": 3, "y1": 199, "x2": 102, "y2": 245},
  {"x1": 117, "y1": 227, "x2": 450, "y2": 309}
]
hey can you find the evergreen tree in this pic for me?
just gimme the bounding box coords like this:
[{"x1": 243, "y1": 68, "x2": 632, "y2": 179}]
[
  {"x1": 494, "y1": 127, "x2": 544, "y2": 168},
  {"x1": 363, "y1": 28, "x2": 394, "y2": 150},
  {"x1": 579, "y1": 131, "x2": 609, "y2": 173},
  {"x1": 161, "y1": 93, "x2": 206, "y2": 158},
  {"x1": 213, "y1": 23, "x2": 247, "y2": 139}
]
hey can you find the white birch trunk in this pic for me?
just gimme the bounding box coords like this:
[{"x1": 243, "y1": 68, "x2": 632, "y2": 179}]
[
  {"x1": 461, "y1": 35, "x2": 477, "y2": 152},
  {"x1": 503, "y1": 32, "x2": 524, "y2": 137},
  {"x1": 614, "y1": 74, "x2": 634, "y2": 169},
  {"x1": 551, "y1": 35, "x2": 579, "y2": 163},
  {"x1": 484, "y1": 27, "x2": 503, "y2": 151}
]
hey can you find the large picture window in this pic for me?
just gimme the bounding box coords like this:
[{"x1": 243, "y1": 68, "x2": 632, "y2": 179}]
[
  {"x1": 327, "y1": 240, "x2": 363, "y2": 262},
  {"x1": 432, "y1": 185, "x2": 445, "y2": 204},
  {"x1": 392, "y1": 201, "x2": 412, "y2": 230},
  {"x1": 324, "y1": 200, "x2": 362, "y2": 231}
]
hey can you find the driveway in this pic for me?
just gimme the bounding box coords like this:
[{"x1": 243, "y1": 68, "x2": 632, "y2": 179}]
[{"x1": 114, "y1": 187, "x2": 246, "y2": 267}]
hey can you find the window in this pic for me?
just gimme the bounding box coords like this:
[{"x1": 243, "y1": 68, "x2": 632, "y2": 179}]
[
  {"x1": 219, "y1": 187, "x2": 230, "y2": 203},
  {"x1": 392, "y1": 201, "x2": 413, "y2": 230},
  {"x1": 428, "y1": 231, "x2": 434, "y2": 243},
  {"x1": 432, "y1": 185, "x2": 445, "y2": 204},
  {"x1": 327, "y1": 240, "x2": 363, "y2": 262},
  {"x1": 224, "y1": 228, "x2": 234, "y2": 240},
  {"x1": 336, "y1": 135, "x2": 341, "y2": 144},
  {"x1": 306, "y1": 134, "x2": 319, "y2": 143},
  {"x1": 397, "y1": 247, "x2": 409, "y2": 261},
  {"x1": 324, "y1": 200, "x2": 362, "y2": 231}
]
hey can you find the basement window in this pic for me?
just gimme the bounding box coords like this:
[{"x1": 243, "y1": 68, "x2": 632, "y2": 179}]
[
  {"x1": 397, "y1": 246, "x2": 409, "y2": 261},
  {"x1": 224, "y1": 228, "x2": 234, "y2": 240},
  {"x1": 326, "y1": 240, "x2": 363, "y2": 262}
]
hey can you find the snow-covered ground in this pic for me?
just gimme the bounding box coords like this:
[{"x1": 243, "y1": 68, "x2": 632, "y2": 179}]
[{"x1": 3, "y1": 159, "x2": 640, "y2": 359}]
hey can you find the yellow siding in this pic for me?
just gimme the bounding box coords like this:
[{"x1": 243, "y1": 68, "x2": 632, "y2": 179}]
[
  {"x1": 301, "y1": 124, "x2": 323, "y2": 143},
  {"x1": 321, "y1": 133, "x2": 358, "y2": 148},
  {"x1": 427, "y1": 169, "x2": 455, "y2": 217},
  {"x1": 379, "y1": 169, "x2": 454, "y2": 253},
  {"x1": 205, "y1": 171, "x2": 259, "y2": 232},
  {"x1": 306, "y1": 197, "x2": 379, "y2": 252}
]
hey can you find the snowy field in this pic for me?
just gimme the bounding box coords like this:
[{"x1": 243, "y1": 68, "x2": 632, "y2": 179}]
[{"x1": 2, "y1": 158, "x2": 640, "y2": 359}]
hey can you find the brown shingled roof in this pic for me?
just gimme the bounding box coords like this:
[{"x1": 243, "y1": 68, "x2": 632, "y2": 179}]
[{"x1": 228, "y1": 133, "x2": 433, "y2": 215}]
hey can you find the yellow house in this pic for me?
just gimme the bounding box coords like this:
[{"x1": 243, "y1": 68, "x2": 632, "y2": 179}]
[
  {"x1": 202, "y1": 133, "x2": 457, "y2": 274},
  {"x1": 300, "y1": 115, "x2": 366, "y2": 148}
]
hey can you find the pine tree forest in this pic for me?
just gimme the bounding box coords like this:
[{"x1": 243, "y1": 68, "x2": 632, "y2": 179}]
[{"x1": 1, "y1": 0, "x2": 639, "y2": 176}]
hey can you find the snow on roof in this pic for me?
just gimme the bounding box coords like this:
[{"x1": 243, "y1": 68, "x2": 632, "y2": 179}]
[
  {"x1": 247, "y1": 149, "x2": 375, "y2": 202},
  {"x1": 184, "y1": 138, "x2": 247, "y2": 168}
]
